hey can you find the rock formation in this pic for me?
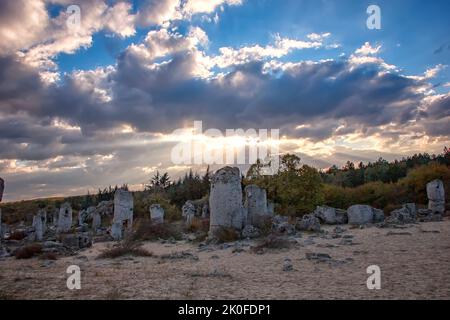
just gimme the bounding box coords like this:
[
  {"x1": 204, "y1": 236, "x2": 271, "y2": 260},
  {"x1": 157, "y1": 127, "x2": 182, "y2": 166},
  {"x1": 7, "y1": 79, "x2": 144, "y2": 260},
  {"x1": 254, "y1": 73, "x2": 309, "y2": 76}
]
[
  {"x1": 209, "y1": 167, "x2": 246, "y2": 236},
  {"x1": 112, "y1": 189, "x2": 133, "y2": 240},
  {"x1": 347, "y1": 205, "x2": 384, "y2": 225},
  {"x1": 427, "y1": 179, "x2": 445, "y2": 214},
  {"x1": 313, "y1": 206, "x2": 348, "y2": 225},
  {"x1": 150, "y1": 204, "x2": 165, "y2": 224},
  {"x1": 244, "y1": 185, "x2": 271, "y2": 227},
  {"x1": 57, "y1": 202, "x2": 73, "y2": 233}
]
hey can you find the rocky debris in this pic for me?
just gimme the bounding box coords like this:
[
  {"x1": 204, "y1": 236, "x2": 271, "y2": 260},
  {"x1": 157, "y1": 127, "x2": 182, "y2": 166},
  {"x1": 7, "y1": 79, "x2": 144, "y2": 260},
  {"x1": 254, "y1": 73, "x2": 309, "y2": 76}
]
[
  {"x1": 283, "y1": 257, "x2": 294, "y2": 271},
  {"x1": 209, "y1": 167, "x2": 246, "y2": 236},
  {"x1": 305, "y1": 252, "x2": 350, "y2": 267},
  {"x1": 272, "y1": 221, "x2": 296, "y2": 235},
  {"x1": 417, "y1": 209, "x2": 442, "y2": 222},
  {"x1": 347, "y1": 205, "x2": 384, "y2": 225},
  {"x1": 182, "y1": 201, "x2": 196, "y2": 228},
  {"x1": 295, "y1": 214, "x2": 321, "y2": 232},
  {"x1": 313, "y1": 206, "x2": 348, "y2": 225},
  {"x1": 150, "y1": 204, "x2": 165, "y2": 224},
  {"x1": 333, "y1": 226, "x2": 346, "y2": 234},
  {"x1": 0, "y1": 244, "x2": 10, "y2": 258},
  {"x1": 306, "y1": 252, "x2": 332, "y2": 262},
  {"x1": 386, "y1": 203, "x2": 417, "y2": 225},
  {"x1": 427, "y1": 179, "x2": 445, "y2": 214},
  {"x1": 61, "y1": 233, "x2": 92, "y2": 249},
  {"x1": 241, "y1": 225, "x2": 261, "y2": 239},
  {"x1": 160, "y1": 251, "x2": 199, "y2": 261},
  {"x1": 57, "y1": 202, "x2": 73, "y2": 233},
  {"x1": 112, "y1": 189, "x2": 133, "y2": 240},
  {"x1": 244, "y1": 185, "x2": 271, "y2": 227}
]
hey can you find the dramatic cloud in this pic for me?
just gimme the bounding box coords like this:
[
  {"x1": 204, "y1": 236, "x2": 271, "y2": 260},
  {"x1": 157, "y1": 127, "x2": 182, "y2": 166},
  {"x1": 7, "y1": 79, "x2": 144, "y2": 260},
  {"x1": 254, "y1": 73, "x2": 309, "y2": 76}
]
[{"x1": 0, "y1": 1, "x2": 449, "y2": 201}]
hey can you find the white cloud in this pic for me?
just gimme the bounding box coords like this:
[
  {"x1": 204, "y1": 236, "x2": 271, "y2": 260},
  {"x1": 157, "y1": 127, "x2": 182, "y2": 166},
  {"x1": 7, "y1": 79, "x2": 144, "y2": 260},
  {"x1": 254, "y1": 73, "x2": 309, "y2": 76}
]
[{"x1": 355, "y1": 42, "x2": 381, "y2": 56}]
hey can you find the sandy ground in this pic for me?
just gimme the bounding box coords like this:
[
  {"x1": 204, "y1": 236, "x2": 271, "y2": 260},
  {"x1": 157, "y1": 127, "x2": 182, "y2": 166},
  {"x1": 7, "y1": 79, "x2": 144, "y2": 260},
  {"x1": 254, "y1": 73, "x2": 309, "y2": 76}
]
[{"x1": 1, "y1": 219, "x2": 450, "y2": 300}]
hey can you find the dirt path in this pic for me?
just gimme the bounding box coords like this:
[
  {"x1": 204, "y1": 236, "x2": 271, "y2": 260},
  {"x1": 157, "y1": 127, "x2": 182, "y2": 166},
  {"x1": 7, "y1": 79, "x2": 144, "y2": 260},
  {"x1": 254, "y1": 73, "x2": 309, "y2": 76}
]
[{"x1": 1, "y1": 220, "x2": 450, "y2": 300}]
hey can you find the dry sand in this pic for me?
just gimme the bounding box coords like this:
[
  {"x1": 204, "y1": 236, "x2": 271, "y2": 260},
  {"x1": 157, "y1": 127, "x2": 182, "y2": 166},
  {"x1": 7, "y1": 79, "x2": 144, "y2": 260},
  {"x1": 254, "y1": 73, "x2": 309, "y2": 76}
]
[{"x1": 1, "y1": 219, "x2": 450, "y2": 300}]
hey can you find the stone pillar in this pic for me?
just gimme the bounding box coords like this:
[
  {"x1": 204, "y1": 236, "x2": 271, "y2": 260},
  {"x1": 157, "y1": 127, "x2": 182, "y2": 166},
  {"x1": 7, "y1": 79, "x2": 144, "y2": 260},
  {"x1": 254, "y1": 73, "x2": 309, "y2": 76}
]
[
  {"x1": 427, "y1": 179, "x2": 445, "y2": 214},
  {"x1": 32, "y1": 213, "x2": 44, "y2": 241},
  {"x1": 0, "y1": 177, "x2": 3, "y2": 242},
  {"x1": 37, "y1": 209, "x2": 47, "y2": 234},
  {"x1": 92, "y1": 211, "x2": 101, "y2": 233},
  {"x1": 244, "y1": 185, "x2": 270, "y2": 227},
  {"x1": 112, "y1": 189, "x2": 133, "y2": 240},
  {"x1": 0, "y1": 177, "x2": 4, "y2": 202},
  {"x1": 209, "y1": 167, "x2": 246, "y2": 236},
  {"x1": 150, "y1": 204, "x2": 164, "y2": 224},
  {"x1": 57, "y1": 202, "x2": 73, "y2": 233},
  {"x1": 182, "y1": 201, "x2": 196, "y2": 227},
  {"x1": 111, "y1": 222, "x2": 122, "y2": 241}
]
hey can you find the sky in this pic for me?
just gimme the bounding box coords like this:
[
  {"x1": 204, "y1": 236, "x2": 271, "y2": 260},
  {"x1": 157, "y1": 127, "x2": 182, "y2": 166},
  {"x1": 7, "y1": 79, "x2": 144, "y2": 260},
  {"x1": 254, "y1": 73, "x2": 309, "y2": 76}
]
[{"x1": 0, "y1": 0, "x2": 449, "y2": 202}]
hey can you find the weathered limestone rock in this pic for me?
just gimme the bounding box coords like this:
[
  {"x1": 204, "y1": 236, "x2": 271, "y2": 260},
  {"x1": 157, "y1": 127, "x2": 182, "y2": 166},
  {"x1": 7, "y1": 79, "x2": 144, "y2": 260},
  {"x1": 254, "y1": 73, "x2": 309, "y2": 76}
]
[
  {"x1": 209, "y1": 167, "x2": 246, "y2": 236},
  {"x1": 241, "y1": 225, "x2": 261, "y2": 239},
  {"x1": 150, "y1": 204, "x2": 165, "y2": 224},
  {"x1": 296, "y1": 214, "x2": 321, "y2": 232},
  {"x1": 427, "y1": 179, "x2": 445, "y2": 214},
  {"x1": 182, "y1": 201, "x2": 196, "y2": 227},
  {"x1": 201, "y1": 203, "x2": 210, "y2": 219},
  {"x1": 373, "y1": 208, "x2": 385, "y2": 223},
  {"x1": 0, "y1": 177, "x2": 4, "y2": 202},
  {"x1": 111, "y1": 222, "x2": 122, "y2": 241},
  {"x1": 313, "y1": 206, "x2": 348, "y2": 225},
  {"x1": 347, "y1": 205, "x2": 384, "y2": 225},
  {"x1": 92, "y1": 211, "x2": 101, "y2": 232},
  {"x1": 387, "y1": 203, "x2": 417, "y2": 224},
  {"x1": 32, "y1": 211, "x2": 46, "y2": 241},
  {"x1": 244, "y1": 185, "x2": 271, "y2": 227},
  {"x1": 112, "y1": 189, "x2": 133, "y2": 239},
  {"x1": 57, "y1": 202, "x2": 73, "y2": 233},
  {"x1": 417, "y1": 208, "x2": 442, "y2": 222}
]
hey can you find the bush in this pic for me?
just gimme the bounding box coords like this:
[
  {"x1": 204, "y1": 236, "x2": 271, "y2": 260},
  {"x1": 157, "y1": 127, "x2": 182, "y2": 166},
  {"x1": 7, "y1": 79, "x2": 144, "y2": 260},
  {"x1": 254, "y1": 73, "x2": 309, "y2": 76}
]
[
  {"x1": 14, "y1": 244, "x2": 43, "y2": 259},
  {"x1": 98, "y1": 242, "x2": 153, "y2": 259},
  {"x1": 133, "y1": 192, "x2": 181, "y2": 222},
  {"x1": 39, "y1": 252, "x2": 57, "y2": 260},
  {"x1": 132, "y1": 220, "x2": 183, "y2": 242},
  {"x1": 251, "y1": 234, "x2": 292, "y2": 253},
  {"x1": 214, "y1": 227, "x2": 240, "y2": 243},
  {"x1": 186, "y1": 217, "x2": 209, "y2": 233},
  {"x1": 8, "y1": 231, "x2": 26, "y2": 241}
]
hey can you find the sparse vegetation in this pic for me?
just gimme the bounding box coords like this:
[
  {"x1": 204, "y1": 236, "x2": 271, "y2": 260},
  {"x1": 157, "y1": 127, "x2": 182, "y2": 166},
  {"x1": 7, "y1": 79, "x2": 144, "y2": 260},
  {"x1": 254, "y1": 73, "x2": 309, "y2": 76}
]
[
  {"x1": 214, "y1": 227, "x2": 240, "y2": 243},
  {"x1": 132, "y1": 220, "x2": 183, "y2": 242},
  {"x1": 14, "y1": 244, "x2": 43, "y2": 259},
  {"x1": 98, "y1": 242, "x2": 153, "y2": 259},
  {"x1": 251, "y1": 234, "x2": 292, "y2": 253}
]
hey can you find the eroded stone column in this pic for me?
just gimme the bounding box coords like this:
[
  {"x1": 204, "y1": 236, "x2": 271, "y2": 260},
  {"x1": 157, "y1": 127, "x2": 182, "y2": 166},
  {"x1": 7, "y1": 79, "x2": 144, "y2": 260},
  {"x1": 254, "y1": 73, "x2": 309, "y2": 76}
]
[
  {"x1": 57, "y1": 202, "x2": 73, "y2": 233},
  {"x1": 150, "y1": 204, "x2": 164, "y2": 224},
  {"x1": 112, "y1": 189, "x2": 133, "y2": 240},
  {"x1": 244, "y1": 185, "x2": 270, "y2": 227},
  {"x1": 209, "y1": 167, "x2": 246, "y2": 236},
  {"x1": 427, "y1": 179, "x2": 445, "y2": 214}
]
